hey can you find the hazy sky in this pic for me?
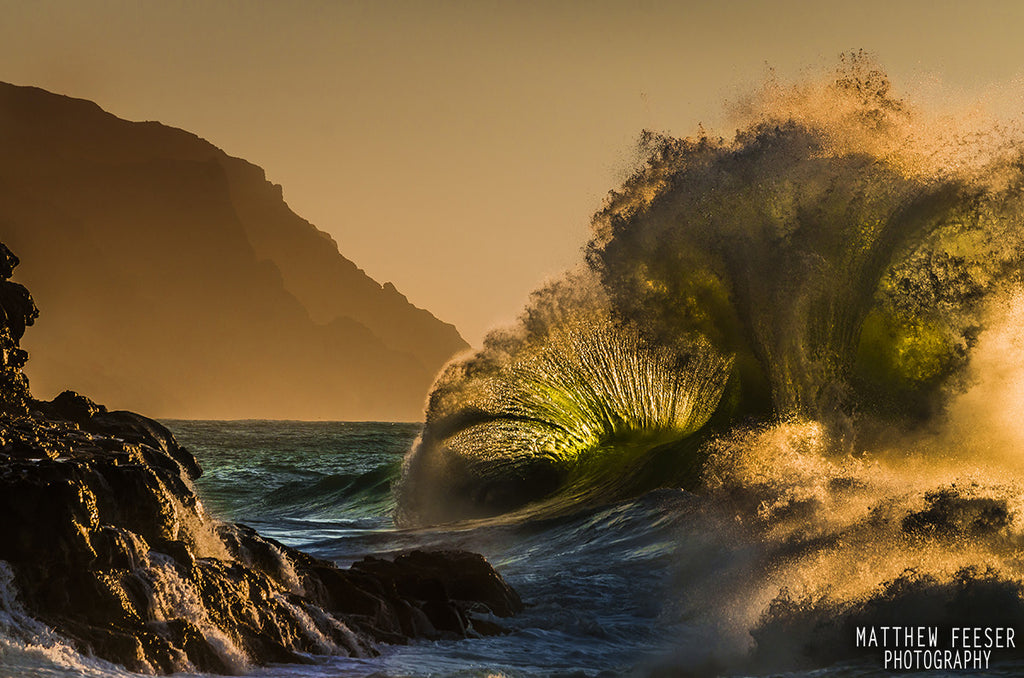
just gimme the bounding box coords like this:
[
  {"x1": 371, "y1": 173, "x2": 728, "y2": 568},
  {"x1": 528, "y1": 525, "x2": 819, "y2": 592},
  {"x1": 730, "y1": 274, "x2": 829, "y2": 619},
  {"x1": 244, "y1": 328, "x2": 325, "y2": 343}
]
[{"x1": 3, "y1": 0, "x2": 1023, "y2": 345}]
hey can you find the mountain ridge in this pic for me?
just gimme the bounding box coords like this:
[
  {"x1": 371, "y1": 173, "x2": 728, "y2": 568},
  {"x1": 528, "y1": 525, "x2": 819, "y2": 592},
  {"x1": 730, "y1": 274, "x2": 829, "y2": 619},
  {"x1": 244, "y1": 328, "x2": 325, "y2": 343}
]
[{"x1": 0, "y1": 81, "x2": 468, "y2": 420}]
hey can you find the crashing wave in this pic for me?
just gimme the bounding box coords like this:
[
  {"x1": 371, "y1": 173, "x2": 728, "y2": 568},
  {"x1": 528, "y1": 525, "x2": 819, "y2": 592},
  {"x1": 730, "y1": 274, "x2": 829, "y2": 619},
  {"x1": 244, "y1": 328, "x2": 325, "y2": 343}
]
[{"x1": 398, "y1": 52, "x2": 1024, "y2": 529}]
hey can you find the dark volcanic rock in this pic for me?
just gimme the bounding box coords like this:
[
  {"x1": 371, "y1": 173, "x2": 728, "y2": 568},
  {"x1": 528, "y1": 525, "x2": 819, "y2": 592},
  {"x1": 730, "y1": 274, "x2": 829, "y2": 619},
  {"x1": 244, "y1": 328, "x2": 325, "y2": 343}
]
[
  {"x1": 0, "y1": 243, "x2": 37, "y2": 415},
  {"x1": 0, "y1": 243, "x2": 521, "y2": 674},
  {"x1": 352, "y1": 550, "x2": 523, "y2": 619},
  {"x1": 902, "y1": 486, "x2": 1011, "y2": 537},
  {"x1": 0, "y1": 405, "x2": 367, "y2": 673},
  {"x1": 219, "y1": 525, "x2": 522, "y2": 643}
]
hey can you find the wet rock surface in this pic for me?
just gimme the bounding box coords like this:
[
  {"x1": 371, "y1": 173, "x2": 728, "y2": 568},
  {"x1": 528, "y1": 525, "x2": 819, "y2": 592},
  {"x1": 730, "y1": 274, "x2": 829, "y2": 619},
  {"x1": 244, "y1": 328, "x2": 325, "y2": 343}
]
[
  {"x1": 0, "y1": 243, "x2": 37, "y2": 415},
  {"x1": 0, "y1": 243, "x2": 522, "y2": 674}
]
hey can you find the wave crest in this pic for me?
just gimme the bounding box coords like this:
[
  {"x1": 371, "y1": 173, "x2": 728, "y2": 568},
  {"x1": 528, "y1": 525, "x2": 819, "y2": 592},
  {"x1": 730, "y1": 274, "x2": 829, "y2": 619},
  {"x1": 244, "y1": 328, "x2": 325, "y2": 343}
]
[{"x1": 397, "y1": 319, "x2": 731, "y2": 524}]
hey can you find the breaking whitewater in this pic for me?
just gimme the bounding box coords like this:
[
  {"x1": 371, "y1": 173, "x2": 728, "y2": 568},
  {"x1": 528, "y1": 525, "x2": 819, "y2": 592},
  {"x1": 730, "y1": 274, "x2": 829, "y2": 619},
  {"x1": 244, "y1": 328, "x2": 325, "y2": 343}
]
[{"x1": 9, "y1": 55, "x2": 1024, "y2": 676}]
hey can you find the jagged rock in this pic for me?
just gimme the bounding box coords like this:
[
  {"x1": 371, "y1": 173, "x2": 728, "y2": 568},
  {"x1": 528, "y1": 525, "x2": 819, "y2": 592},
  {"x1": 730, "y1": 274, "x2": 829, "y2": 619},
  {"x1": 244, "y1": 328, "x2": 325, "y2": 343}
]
[
  {"x1": 0, "y1": 245, "x2": 18, "y2": 279},
  {"x1": 35, "y1": 389, "x2": 107, "y2": 423},
  {"x1": 218, "y1": 524, "x2": 521, "y2": 643},
  {"x1": 0, "y1": 242, "x2": 522, "y2": 673},
  {"x1": 353, "y1": 550, "x2": 523, "y2": 618},
  {"x1": 0, "y1": 243, "x2": 37, "y2": 415},
  {"x1": 34, "y1": 393, "x2": 204, "y2": 481},
  {"x1": 2, "y1": 390, "x2": 522, "y2": 675},
  {"x1": 902, "y1": 486, "x2": 1011, "y2": 537}
]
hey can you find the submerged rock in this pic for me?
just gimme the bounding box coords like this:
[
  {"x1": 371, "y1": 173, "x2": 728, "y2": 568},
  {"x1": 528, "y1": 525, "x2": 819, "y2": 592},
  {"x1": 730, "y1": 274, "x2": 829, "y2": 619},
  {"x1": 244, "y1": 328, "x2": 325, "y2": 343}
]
[{"x1": 0, "y1": 242, "x2": 521, "y2": 674}]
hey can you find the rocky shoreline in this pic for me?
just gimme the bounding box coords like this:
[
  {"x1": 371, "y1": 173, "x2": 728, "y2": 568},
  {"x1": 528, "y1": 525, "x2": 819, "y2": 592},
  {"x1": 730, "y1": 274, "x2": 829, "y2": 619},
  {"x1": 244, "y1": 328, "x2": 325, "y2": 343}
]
[{"x1": 0, "y1": 243, "x2": 522, "y2": 674}]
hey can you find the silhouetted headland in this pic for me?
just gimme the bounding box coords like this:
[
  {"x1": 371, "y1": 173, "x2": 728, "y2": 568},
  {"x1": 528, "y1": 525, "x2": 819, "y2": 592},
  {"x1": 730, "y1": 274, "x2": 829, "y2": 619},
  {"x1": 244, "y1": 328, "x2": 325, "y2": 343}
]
[{"x1": 0, "y1": 82, "x2": 468, "y2": 420}]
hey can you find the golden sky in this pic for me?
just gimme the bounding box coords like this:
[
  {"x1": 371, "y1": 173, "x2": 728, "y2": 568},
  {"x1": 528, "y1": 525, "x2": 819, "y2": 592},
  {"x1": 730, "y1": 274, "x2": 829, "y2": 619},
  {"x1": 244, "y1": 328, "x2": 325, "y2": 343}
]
[{"x1": 3, "y1": 0, "x2": 1023, "y2": 345}]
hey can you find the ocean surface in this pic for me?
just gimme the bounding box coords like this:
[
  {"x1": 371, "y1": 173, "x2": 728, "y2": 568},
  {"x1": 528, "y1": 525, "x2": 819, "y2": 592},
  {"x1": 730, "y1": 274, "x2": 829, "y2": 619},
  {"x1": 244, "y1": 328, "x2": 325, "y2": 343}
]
[
  {"x1": 170, "y1": 419, "x2": 701, "y2": 678},
  {"x1": 6, "y1": 419, "x2": 1024, "y2": 677}
]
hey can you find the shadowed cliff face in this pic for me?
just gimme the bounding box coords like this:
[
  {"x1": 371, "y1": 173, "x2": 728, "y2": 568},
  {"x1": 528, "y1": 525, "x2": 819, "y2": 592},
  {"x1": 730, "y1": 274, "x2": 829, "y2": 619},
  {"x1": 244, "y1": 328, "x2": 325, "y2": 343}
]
[
  {"x1": 0, "y1": 242, "x2": 521, "y2": 674},
  {"x1": 0, "y1": 82, "x2": 468, "y2": 421}
]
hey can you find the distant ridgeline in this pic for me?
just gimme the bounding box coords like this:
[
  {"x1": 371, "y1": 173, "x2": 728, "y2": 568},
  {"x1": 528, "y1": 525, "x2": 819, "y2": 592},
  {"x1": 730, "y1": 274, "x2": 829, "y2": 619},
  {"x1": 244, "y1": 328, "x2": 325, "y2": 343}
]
[{"x1": 0, "y1": 82, "x2": 467, "y2": 420}]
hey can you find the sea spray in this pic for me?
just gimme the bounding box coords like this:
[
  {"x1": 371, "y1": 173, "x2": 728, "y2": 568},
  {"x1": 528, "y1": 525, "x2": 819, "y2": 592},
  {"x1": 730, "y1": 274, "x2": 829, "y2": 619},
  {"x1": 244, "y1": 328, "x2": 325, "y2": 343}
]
[
  {"x1": 0, "y1": 562, "x2": 139, "y2": 677},
  {"x1": 398, "y1": 53, "x2": 1024, "y2": 525},
  {"x1": 397, "y1": 317, "x2": 732, "y2": 524},
  {"x1": 637, "y1": 290, "x2": 1024, "y2": 673},
  {"x1": 647, "y1": 409, "x2": 1024, "y2": 674}
]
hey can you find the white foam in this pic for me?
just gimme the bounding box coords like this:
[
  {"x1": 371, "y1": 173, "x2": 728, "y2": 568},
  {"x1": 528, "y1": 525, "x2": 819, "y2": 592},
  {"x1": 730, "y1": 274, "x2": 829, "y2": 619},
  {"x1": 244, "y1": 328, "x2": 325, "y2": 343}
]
[
  {"x1": 0, "y1": 561, "x2": 141, "y2": 677},
  {"x1": 143, "y1": 554, "x2": 249, "y2": 674}
]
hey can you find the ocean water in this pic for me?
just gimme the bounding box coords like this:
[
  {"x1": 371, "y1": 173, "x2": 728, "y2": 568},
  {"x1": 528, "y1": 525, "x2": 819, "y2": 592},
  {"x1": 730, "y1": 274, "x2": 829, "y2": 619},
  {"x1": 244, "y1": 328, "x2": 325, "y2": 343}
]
[
  {"x1": 167, "y1": 421, "x2": 1024, "y2": 678},
  {"x1": 7, "y1": 419, "x2": 1024, "y2": 677},
  {"x1": 172, "y1": 420, "x2": 697, "y2": 678}
]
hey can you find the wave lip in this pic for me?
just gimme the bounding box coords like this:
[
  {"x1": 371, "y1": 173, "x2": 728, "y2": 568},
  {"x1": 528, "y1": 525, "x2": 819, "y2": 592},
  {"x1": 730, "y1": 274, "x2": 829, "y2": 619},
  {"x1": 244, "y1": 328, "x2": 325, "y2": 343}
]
[
  {"x1": 397, "y1": 321, "x2": 731, "y2": 525},
  {"x1": 399, "y1": 54, "x2": 1024, "y2": 528}
]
